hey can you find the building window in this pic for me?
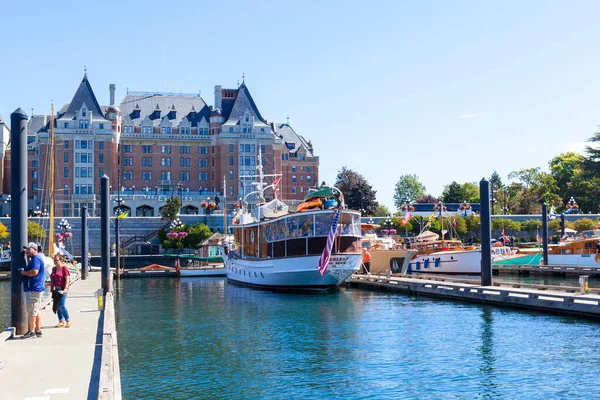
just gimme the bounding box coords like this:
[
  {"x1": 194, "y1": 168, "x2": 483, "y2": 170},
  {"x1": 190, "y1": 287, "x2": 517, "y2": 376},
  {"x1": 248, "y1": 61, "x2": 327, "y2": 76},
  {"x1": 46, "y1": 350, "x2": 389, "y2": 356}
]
[
  {"x1": 204, "y1": 159, "x2": 209, "y2": 168},
  {"x1": 65, "y1": 123, "x2": 70, "y2": 128},
  {"x1": 76, "y1": 140, "x2": 80, "y2": 149},
  {"x1": 64, "y1": 185, "x2": 69, "y2": 195},
  {"x1": 32, "y1": 160, "x2": 38, "y2": 167},
  {"x1": 64, "y1": 153, "x2": 69, "y2": 162},
  {"x1": 148, "y1": 171, "x2": 152, "y2": 180},
  {"x1": 292, "y1": 176, "x2": 297, "y2": 183},
  {"x1": 292, "y1": 187, "x2": 296, "y2": 194},
  {"x1": 186, "y1": 146, "x2": 190, "y2": 154},
  {"x1": 229, "y1": 170, "x2": 234, "y2": 180},
  {"x1": 99, "y1": 123, "x2": 104, "y2": 130},
  {"x1": 99, "y1": 141, "x2": 104, "y2": 150},
  {"x1": 142, "y1": 172, "x2": 147, "y2": 180},
  {"x1": 245, "y1": 144, "x2": 251, "y2": 152},
  {"x1": 307, "y1": 176, "x2": 311, "y2": 183},
  {"x1": 161, "y1": 158, "x2": 166, "y2": 166},
  {"x1": 180, "y1": 158, "x2": 184, "y2": 167},
  {"x1": 128, "y1": 171, "x2": 133, "y2": 180},
  {"x1": 81, "y1": 141, "x2": 87, "y2": 149},
  {"x1": 99, "y1": 168, "x2": 103, "y2": 177},
  {"x1": 198, "y1": 172, "x2": 203, "y2": 181},
  {"x1": 185, "y1": 158, "x2": 190, "y2": 167},
  {"x1": 204, "y1": 172, "x2": 208, "y2": 181},
  {"x1": 180, "y1": 171, "x2": 184, "y2": 181},
  {"x1": 148, "y1": 145, "x2": 153, "y2": 153},
  {"x1": 75, "y1": 167, "x2": 79, "y2": 177},
  {"x1": 123, "y1": 157, "x2": 127, "y2": 166},
  {"x1": 307, "y1": 166, "x2": 311, "y2": 172},
  {"x1": 32, "y1": 171, "x2": 37, "y2": 179},
  {"x1": 142, "y1": 145, "x2": 147, "y2": 153},
  {"x1": 99, "y1": 153, "x2": 103, "y2": 164},
  {"x1": 142, "y1": 158, "x2": 147, "y2": 166},
  {"x1": 261, "y1": 145, "x2": 265, "y2": 153},
  {"x1": 64, "y1": 167, "x2": 68, "y2": 178},
  {"x1": 148, "y1": 157, "x2": 152, "y2": 166},
  {"x1": 292, "y1": 166, "x2": 296, "y2": 172},
  {"x1": 229, "y1": 127, "x2": 233, "y2": 133},
  {"x1": 180, "y1": 146, "x2": 184, "y2": 154},
  {"x1": 229, "y1": 156, "x2": 234, "y2": 166},
  {"x1": 65, "y1": 140, "x2": 69, "y2": 149},
  {"x1": 230, "y1": 144, "x2": 234, "y2": 152}
]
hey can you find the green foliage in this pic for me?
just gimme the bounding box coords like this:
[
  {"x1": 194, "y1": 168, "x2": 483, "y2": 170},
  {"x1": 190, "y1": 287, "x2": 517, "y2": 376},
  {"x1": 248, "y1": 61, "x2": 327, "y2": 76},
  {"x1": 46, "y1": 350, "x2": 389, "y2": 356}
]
[
  {"x1": 548, "y1": 219, "x2": 562, "y2": 232},
  {"x1": 492, "y1": 218, "x2": 522, "y2": 231},
  {"x1": 0, "y1": 222, "x2": 9, "y2": 240},
  {"x1": 453, "y1": 216, "x2": 468, "y2": 236},
  {"x1": 28, "y1": 221, "x2": 46, "y2": 241},
  {"x1": 373, "y1": 205, "x2": 391, "y2": 217},
  {"x1": 465, "y1": 215, "x2": 480, "y2": 234},
  {"x1": 393, "y1": 175, "x2": 426, "y2": 209},
  {"x1": 184, "y1": 223, "x2": 212, "y2": 248},
  {"x1": 335, "y1": 166, "x2": 379, "y2": 215},
  {"x1": 520, "y1": 219, "x2": 542, "y2": 231},
  {"x1": 441, "y1": 181, "x2": 479, "y2": 203},
  {"x1": 415, "y1": 194, "x2": 440, "y2": 203},
  {"x1": 160, "y1": 196, "x2": 181, "y2": 221},
  {"x1": 573, "y1": 218, "x2": 597, "y2": 231}
]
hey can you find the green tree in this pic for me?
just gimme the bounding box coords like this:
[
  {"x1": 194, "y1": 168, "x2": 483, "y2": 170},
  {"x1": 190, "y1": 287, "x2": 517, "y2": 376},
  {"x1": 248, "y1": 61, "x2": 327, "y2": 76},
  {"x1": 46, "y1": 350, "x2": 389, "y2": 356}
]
[
  {"x1": 28, "y1": 221, "x2": 46, "y2": 241},
  {"x1": 335, "y1": 166, "x2": 378, "y2": 215},
  {"x1": 184, "y1": 223, "x2": 213, "y2": 249},
  {"x1": 520, "y1": 219, "x2": 542, "y2": 231},
  {"x1": 550, "y1": 152, "x2": 584, "y2": 200},
  {"x1": 393, "y1": 174, "x2": 426, "y2": 209},
  {"x1": 374, "y1": 205, "x2": 391, "y2": 217},
  {"x1": 160, "y1": 196, "x2": 181, "y2": 221},
  {"x1": 573, "y1": 218, "x2": 596, "y2": 231},
  {"x1": 415, "y1": 194, "x2": 440, "y2": 203},
  {"x1": 465, "y1": 215, "x2": 480, "y2": 235},
  {"x1": 492, "y1": 218, "x2": 522, "y2": 231},
  {"x1": 441, "y1": 181, "x2": 479, "y2": 203}
]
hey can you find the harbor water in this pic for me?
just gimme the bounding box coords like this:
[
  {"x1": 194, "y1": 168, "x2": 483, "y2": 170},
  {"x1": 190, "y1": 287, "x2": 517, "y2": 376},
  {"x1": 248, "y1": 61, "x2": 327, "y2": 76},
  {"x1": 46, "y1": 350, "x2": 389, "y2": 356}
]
[{"x1": 113, "y1": 277, "x2": 600, "y2": 399}]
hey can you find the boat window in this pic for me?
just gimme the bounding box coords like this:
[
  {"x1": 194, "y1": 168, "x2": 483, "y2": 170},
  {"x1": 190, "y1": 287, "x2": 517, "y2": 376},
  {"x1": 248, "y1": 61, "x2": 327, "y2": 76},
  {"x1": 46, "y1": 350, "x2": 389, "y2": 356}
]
[
  {"x1": 287, "y1": 217, "x2": 298, "y2": 239},
  {"x1": 297, "y1": 214, "x2": 314, "y2": 237},
  {"x1": 314, "y1": 213, "x2": 333, "y2": 236},
  {"x1": 275, "y1": 219, "x2": 287, "y2": 241},
  {"x1": 339, "y1": 212, "x2": 361, "y2": 237},
  {"x1": 262, "y1": 223, "x2": 273, "y2": 242}
]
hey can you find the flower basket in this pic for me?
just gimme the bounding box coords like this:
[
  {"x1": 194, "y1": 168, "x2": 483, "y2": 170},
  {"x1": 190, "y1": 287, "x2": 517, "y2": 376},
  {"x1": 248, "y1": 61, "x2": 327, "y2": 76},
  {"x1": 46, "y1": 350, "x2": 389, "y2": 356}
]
[
  {"x1": 201, "y1": 201, "x2": 208, "y2": 209},
  {"x1": 381, "y1": 229, "x2": 389, "y2": 235}
]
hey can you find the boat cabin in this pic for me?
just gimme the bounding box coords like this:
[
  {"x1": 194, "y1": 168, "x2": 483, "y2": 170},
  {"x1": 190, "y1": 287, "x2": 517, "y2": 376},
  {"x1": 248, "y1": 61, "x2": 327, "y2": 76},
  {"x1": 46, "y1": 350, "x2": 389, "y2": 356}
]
[{"x1": 232, "y1": 209, "x2": 362, "y2": 259}]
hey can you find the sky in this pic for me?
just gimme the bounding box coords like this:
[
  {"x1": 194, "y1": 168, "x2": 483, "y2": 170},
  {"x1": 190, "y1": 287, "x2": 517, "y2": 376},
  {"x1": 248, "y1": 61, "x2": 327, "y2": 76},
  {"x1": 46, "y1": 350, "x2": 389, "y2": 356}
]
[{"x1": 1, "y1": 1, "x2": 599, "y2": 211}]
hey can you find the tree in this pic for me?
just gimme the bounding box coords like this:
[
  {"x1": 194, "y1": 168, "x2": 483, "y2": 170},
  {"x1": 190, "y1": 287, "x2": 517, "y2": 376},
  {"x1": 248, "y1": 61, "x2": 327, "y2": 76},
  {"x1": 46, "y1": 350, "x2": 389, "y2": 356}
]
[
  {"x1": 441, "y1": 181, "x2": 479, "y2": 203},
  {"x1": 28, "y1": 221, "x2": 46, "y2": 241},
  {"x1": 393, "y1": 174, "x2": 426, "y2": 209},
  {"x1": 374, "y1": 205, "x2": 391, "y2": 217},
  {"x1": 160, "y1": 196, "x2": 181, "y2": 221},
  {"x1": 184, "y1": 223, "x2": 213, "y2": 249},
  {"x1": 334, "y1": 166, "x2": 378, "y2": 215},
  {"x1": 550, "y1": 152, "x2": 584, "y2": 197},
  {"x1": 415, "y1": 194, "x2": 439, "y2": 204},
  {"x1": 520, "y1": 219, "x2": 542, "y2": 231},
  {"x1": 492, "y1": 218, "x2": 522, "y2": 232},
  {"x1": 573, "y1": 218, "x2": 596, "y2": 231}
]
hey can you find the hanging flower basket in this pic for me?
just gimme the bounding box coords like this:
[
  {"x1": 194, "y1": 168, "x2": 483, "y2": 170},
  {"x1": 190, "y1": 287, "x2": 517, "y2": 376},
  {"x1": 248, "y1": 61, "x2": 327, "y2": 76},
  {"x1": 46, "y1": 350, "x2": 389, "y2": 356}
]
[
  {"x1": 434, "y1": 205, "x2": 447, "y2": 211},
  {"x1": 389, "y1": 229, "x2": 397, "y2": 234},
  {"x1": 201, "y1": 201, "x2": 208, "y2": 209},
  {"x1": 64, "y1": 232, "x2": 73, "y2": 238},
  {"x1": 381, "y1": 229, "x2": 389, "y2": 234},
  {"x1": 178, "y1": 232, "x2": 188, "y2": 239},
  {"x1": 233, "y1": 201, "x2": 241, "y2": 209}
]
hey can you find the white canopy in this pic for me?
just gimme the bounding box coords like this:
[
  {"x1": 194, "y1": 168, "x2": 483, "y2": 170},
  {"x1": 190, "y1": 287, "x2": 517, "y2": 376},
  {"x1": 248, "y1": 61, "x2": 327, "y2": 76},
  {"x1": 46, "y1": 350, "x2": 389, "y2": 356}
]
[
  {"x1": 416, "y1": 230, "x2": 439, "y2": 241},
  {"x1": 564, "y1": 228, "x2": 577, "y2": 234}
]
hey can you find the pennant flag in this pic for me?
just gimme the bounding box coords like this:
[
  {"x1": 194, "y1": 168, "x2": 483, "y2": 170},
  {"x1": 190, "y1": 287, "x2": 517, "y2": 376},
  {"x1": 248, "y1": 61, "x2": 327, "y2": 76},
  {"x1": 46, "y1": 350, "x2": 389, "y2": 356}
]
[
  {"x1": 117, "y1": 211, "x2": 129, "y2": 219},
  {"x1": 401, "y1": 212, "x2": 412, "y2": 226},
  {"x1": 318, "y1": 207, "x2": 342, "y2": 276},
  {"x1": 273, "y1": 176, "x2": 282, "y2": 197}
]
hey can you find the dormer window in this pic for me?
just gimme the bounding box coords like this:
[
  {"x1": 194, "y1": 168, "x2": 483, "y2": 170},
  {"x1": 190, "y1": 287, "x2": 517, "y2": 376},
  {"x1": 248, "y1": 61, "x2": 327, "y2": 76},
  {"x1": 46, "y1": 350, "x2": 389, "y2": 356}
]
[{"x1": 82, "y1": 108, "x2": 87, "y2": 117}]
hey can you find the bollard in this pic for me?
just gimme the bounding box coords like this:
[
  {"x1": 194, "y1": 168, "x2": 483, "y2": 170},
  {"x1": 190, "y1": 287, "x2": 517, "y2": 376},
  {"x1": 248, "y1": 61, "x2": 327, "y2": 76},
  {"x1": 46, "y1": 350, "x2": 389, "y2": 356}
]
[
  {"x1": 97, "y1": 288, "x2": 104, "y2": 310},
  {"x1": 579, "y1": 275, "x2": 589, "y2": 295}
]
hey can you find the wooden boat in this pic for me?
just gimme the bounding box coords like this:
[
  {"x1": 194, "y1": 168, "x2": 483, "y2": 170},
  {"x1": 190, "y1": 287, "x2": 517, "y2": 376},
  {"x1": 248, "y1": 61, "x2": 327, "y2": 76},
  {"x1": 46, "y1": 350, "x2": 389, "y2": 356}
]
[
  {"x1": 167, "y1": 254, "x2": 226, "y2": 277},
  {"x1": 360, "y1": 223, "x2": 415, "y2": 274},
  {"x1": 547, "y1": 230, "x2": 600, "y2": 267},
  {"x1": 225, "y1": 158, "x2": 362, "y2": 290}
]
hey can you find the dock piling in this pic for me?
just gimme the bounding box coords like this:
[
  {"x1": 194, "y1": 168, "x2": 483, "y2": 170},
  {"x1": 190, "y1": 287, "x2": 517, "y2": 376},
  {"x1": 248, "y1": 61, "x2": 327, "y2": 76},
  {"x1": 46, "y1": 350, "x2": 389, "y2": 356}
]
[
  {"x1": 10, "y1": 108, "x2": 28, "y2": 335},
  {"x1": 542, "y1": 203, "x2": 549, "y2": 266},
  {"x1": 480, "y1": 178, "x2": 492, "y2": 286},
  {"x1": 100, "y1": 175, "x2": 110, "y2": 293},
  {"x1": 81, "y1": 205, "x2": 89, "y2": 279}
]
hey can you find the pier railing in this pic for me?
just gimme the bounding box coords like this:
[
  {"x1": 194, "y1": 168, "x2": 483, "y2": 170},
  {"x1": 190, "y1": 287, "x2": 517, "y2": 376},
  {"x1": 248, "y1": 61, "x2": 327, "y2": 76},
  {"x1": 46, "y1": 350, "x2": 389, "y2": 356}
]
[{"x1": 99, "y1": 291, "x2": 122, "y2": 400}]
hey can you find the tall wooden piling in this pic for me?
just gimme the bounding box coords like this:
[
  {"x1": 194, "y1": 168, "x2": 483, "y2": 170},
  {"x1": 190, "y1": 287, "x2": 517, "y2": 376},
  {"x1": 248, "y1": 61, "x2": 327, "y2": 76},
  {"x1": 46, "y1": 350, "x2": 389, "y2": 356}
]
[
  {"x1": 542, "y1": 203, "x2": 549, "y2": 266},
  {"x1": 100, "y1": 175, "x2": 110, "y2": 293},
  {"x1": 81, "y1": 205, "x2": 89, "y2": 279},
  {"x1": 480, "y1": 178, "x2": 492, "y2": 286},
  {"x1": 10, "y1": 108, "x2": 28, "y2": 334}
]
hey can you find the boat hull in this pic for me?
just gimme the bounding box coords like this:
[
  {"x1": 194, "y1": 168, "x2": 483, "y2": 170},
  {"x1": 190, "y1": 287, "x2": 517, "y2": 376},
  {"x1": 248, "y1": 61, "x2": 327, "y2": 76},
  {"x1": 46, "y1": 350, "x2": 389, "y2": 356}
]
[
  {"x1": 368, "y1": 249, "x2": 415, "y2": 274},
  {"x1": 547, "y1": 254, "x2": 600, "y2": 267},
  {"x1": 408, "y1": 249, "x2": 481, "y2": 274},
  {"x1": 225, "y1": 254, "x2": 362, "y2": 289},
  {"x1": 178, "y1": 266, "x2": 227, "y2": 277}
]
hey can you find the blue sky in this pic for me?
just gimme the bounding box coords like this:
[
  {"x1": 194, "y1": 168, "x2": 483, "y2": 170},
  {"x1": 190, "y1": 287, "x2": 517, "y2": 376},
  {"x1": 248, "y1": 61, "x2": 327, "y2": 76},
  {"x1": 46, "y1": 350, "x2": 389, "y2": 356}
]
[{"x1": 1, "y1": 1, "x2": 599, "y2": 211}]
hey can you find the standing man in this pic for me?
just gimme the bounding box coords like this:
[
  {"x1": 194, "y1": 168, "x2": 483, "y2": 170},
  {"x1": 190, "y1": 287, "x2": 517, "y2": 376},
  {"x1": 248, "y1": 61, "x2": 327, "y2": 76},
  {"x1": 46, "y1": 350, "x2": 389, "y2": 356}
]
[
  {"x1": 362, "y1": 248, "x2": 372, "y2": 275},
  {"x1": 20, "y1": 242, "x2": 46, "y2": 338}
]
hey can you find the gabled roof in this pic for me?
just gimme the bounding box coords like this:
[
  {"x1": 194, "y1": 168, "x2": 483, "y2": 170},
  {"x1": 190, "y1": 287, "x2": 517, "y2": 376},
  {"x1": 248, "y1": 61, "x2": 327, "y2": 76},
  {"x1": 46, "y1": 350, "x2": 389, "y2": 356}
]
[
  {"x1": 0, "y1": 114, "x2": 4, "y2": 124},
  {"x1": 58, "y1": 75, "x2": 107, "y2": 121},
  {"x1": 223, "y1": 83, "x2": 268, "y2": 127},
  {"x1": 119, "y1": 93, "x2": 211, "y2": 127},
  {"x1": 272, "y1": 122, "x2": 315, "y2": 157}
]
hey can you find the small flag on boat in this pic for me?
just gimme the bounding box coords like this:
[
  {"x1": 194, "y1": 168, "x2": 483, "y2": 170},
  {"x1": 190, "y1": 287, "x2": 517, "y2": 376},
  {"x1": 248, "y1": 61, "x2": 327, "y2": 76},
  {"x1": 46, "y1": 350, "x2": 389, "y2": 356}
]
[
  {"x1": 117, "y1": 211, "x2": 128, "y2": 219},
  {"x1": 317, "y1": 207, "x2": 342, "y2": 276},
  {"x1": 401, "y1": 212, "x2": 412, "y2": 226}
]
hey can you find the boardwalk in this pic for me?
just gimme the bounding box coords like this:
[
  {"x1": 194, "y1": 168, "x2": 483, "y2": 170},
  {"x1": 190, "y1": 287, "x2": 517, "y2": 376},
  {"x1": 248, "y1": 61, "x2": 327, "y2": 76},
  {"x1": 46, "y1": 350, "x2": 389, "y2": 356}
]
[{"x1": 0, "y1": 272, "x2": 105, "y2": 399}]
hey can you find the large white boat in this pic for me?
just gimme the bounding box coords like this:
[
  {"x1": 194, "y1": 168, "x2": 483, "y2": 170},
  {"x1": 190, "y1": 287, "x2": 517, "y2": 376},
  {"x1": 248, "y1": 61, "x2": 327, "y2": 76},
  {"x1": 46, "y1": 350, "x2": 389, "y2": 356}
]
[{"x1": 225, "y1": 171, "x2": 362, "y2": 289}]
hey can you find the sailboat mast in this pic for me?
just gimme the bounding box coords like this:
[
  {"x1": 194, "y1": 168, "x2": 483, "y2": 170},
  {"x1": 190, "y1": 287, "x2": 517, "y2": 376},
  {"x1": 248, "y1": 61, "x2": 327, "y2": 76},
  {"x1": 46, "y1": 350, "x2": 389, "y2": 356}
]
[
  {"x1": 223, "y1": 176, "x2": 227, "y2": 236},
  {"x1": 49, "y1": 104, "x2": 55, "y2": 255}
]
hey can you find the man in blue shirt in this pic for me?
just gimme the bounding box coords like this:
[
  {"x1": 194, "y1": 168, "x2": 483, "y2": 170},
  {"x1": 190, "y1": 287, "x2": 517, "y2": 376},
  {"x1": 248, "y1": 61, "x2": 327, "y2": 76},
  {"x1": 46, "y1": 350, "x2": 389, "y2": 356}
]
[{"x1": 20, "y1": 242, "x2": 45, "y2": 338}]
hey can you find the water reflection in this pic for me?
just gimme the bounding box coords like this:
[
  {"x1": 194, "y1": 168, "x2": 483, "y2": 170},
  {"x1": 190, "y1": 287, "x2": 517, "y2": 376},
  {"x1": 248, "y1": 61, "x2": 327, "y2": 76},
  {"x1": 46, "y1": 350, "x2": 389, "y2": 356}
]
[{"x1": 477, "y1": 306, "x2": 499, "y2": 396}]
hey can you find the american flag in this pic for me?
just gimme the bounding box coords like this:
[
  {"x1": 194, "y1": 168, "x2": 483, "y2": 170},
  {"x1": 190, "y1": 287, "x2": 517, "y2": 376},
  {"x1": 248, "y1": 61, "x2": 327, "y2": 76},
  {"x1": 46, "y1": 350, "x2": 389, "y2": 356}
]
[{"x1": 318, "y1": 207, "x2": 342, "y2": 276}]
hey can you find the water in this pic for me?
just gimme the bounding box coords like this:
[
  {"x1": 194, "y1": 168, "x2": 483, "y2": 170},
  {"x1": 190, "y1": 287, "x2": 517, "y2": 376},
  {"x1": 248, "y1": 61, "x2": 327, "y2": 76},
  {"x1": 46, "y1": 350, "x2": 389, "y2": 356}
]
[{"x1": 115, "y1": 278, "x2": 600, "y2": 399}]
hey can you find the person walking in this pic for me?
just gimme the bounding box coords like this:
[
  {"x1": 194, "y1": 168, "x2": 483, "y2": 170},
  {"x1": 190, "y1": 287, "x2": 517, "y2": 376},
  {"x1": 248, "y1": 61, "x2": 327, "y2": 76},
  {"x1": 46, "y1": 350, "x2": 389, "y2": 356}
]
[
  {"x1": 20, "y1": 242, "x2": 46, "y2": 338},
  {"x1": 362, "y1": 248, "x2": 372, "y2": 275},
  {"x1": 50, "y1": 255, "x2": 71, "y2": 328}
]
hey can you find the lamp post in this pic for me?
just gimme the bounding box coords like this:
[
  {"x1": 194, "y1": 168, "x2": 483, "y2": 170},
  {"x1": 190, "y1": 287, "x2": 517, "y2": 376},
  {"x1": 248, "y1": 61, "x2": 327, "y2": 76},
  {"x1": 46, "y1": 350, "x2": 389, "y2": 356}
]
[
  {"x1": 490, "y1": 186, "x2": 496, "y2": 216},
  {"x1": 566, "y1": 196, "x2": 580, "y2": 214},
  {"x1": 58, "y1": 218, "x2": 71, "y2": 252},
  {"x1": 169, "y1": 217, "x2": 183, "y2": 232},
  {"x1": 4, "y1": 194, "x2": 11, "y2": 217},
  {"x1": 460, "y1": 200, "x2": 470, "y2": 217},
  {"x1": 502, "y1": 198, "x2": 508, "y2": 216},
  {"x1": 383, "y1": 214, "x2": 394, "y2": 237}
]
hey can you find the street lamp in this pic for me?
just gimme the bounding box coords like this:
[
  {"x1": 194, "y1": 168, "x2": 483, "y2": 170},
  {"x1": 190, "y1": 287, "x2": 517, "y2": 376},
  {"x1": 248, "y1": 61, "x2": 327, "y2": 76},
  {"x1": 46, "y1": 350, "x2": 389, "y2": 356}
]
[
  {"x1": 382, "y1": 214, "x2": 394, "y2": 237},
  {"x1": 169, "y1": 218, "x2": 183, "y2": 232},
  {"x1": 460, "y1": 200, "x2": 471, "y2": 217},
  {"x1": 490, "y1": 187, "x2": 496, "y2": 216},
  {"x1": 57, "y1": 218, "x2": 71, "y2": 251},
  {"x1": 566, "y1": 196, "x2": 580, "y2": 214}
]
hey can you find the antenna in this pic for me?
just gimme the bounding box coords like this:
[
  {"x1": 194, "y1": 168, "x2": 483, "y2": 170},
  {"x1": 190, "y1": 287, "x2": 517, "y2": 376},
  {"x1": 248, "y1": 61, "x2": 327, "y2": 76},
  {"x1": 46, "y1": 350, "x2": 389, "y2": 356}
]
[{"x1": 162, "y1": 44, "x2": 166, "y2": 92}]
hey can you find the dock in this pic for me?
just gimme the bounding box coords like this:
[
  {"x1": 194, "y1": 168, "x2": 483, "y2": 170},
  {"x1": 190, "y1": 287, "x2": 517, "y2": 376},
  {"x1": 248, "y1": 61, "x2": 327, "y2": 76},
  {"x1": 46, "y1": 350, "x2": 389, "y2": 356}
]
[
  {"x1": 493, "y1": 263, "x2": 600, "y2": 276},
  {"x1": 0, "y1": 272, "x2": 121, "y2": 399},
  {"x1": 350, "y1": 274, "x2": 600, "y2": 318}
]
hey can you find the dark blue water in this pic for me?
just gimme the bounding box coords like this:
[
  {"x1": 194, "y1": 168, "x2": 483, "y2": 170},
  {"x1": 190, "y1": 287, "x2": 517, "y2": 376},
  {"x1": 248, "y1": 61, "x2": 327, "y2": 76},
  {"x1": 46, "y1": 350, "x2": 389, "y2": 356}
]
[{"x1": 114, "y1": 278, "x2": 600, "y2": 399}]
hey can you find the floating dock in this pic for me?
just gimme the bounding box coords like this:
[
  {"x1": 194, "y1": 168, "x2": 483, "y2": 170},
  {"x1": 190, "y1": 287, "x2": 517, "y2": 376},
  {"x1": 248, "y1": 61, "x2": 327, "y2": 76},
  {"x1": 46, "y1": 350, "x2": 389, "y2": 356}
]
[
  {"x1": 350, "y1": 274, "x2": 600, "y2": 318},
  {"x1": 493, "y1": 263, "x2": 600, "y2": 276}
]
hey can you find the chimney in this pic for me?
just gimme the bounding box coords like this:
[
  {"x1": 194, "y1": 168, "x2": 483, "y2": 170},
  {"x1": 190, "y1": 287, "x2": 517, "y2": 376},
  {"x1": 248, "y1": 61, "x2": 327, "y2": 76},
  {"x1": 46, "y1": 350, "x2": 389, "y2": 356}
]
[
  {"x1": 214, "y1": 85, "x2": 222, "y2": 110},
  {"x1": 109, "y1": 84, "x2": 116, "y2": 106}
]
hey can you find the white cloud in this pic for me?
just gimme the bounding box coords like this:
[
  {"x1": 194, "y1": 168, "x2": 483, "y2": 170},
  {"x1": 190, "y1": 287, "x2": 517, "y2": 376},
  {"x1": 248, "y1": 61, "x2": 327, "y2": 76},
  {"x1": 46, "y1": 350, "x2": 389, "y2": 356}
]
[{"x1": 458, "y1": 112, "x2": 485, "y2": 119}]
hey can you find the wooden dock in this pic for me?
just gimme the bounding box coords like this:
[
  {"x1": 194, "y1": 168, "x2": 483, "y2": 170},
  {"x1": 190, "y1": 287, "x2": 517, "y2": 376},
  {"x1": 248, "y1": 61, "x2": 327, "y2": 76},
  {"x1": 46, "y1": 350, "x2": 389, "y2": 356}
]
[
  {"x1": 350, "y1": 274, "x2": 600, "y2": 318},
  {"x1": 493, "y1": 263, "x2": 600, "y2": 276}
]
